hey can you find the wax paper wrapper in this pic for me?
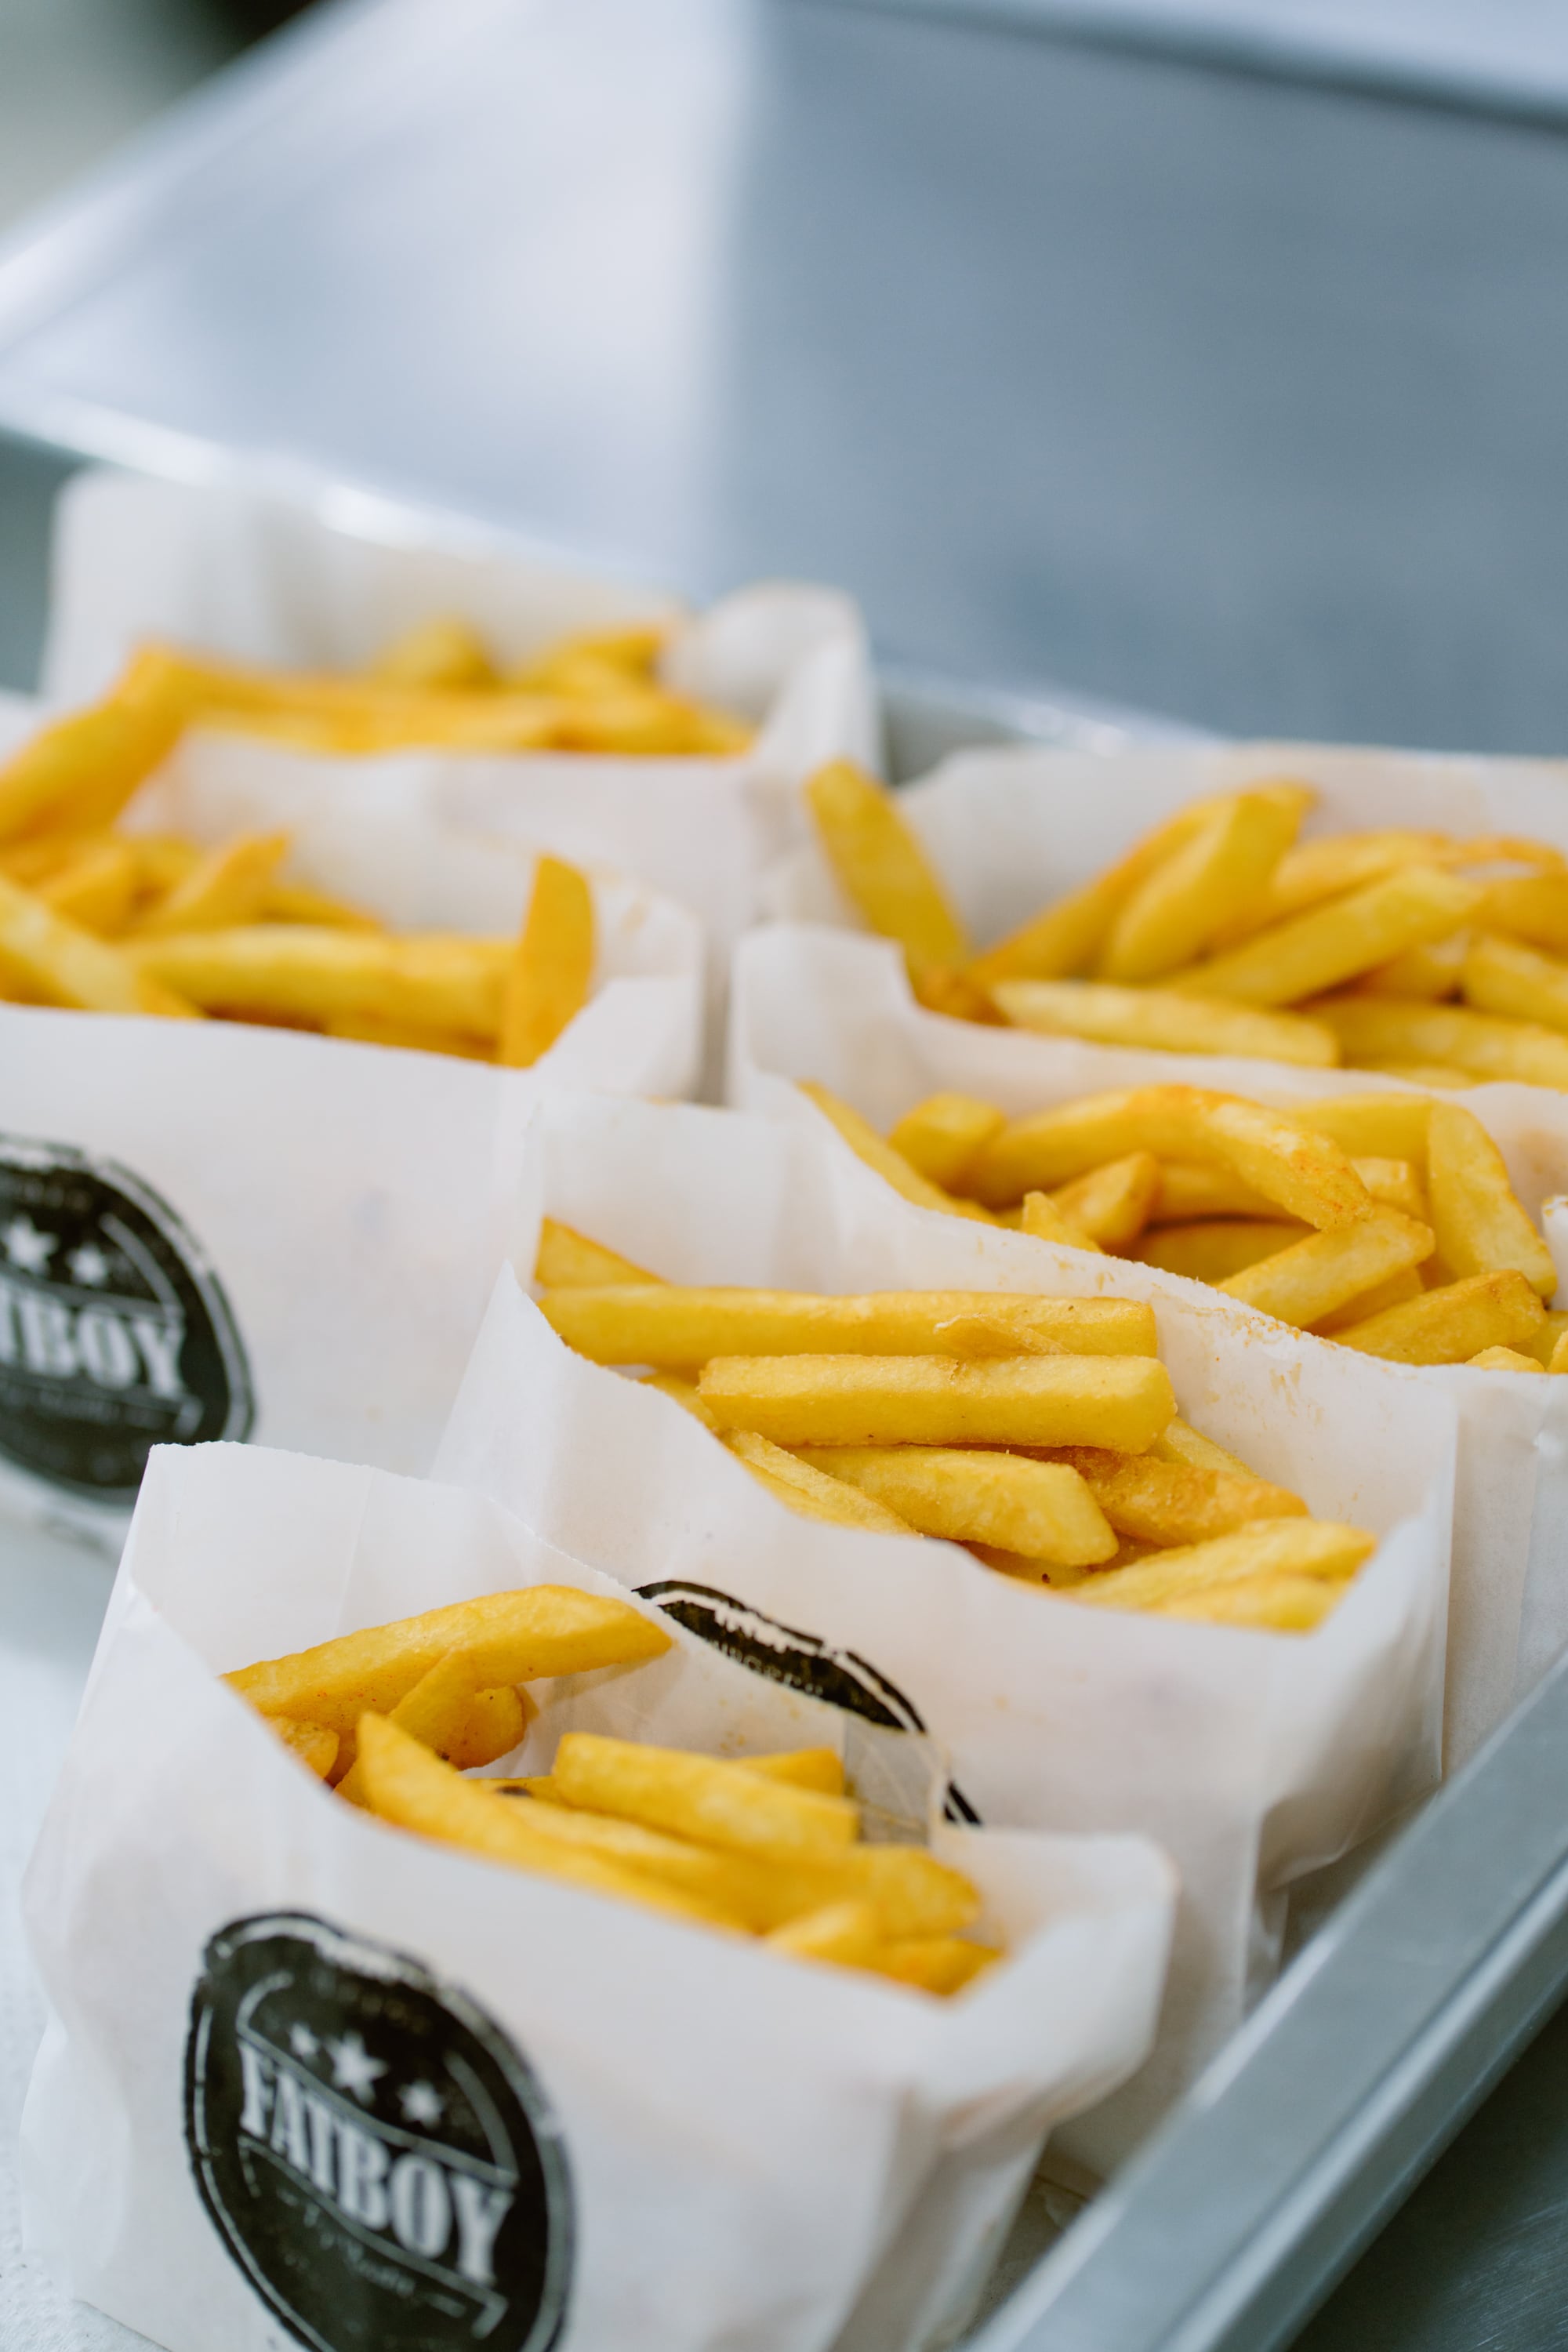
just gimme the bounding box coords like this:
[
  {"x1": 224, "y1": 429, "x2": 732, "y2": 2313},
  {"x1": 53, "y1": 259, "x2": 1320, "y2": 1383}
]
[
  {"x1": 729, "y1": 909, "x2": 1568, "y2": 1770},
  {"x1": 42, "y1": 467, "x2": 880, "y2": 957},
  {"x1": 431, "y1": 1094, "x2": 1454, "y2": 2166},
  {"x1": 20, "y1": 1441, "x2": 1173, "y2": 2352}
]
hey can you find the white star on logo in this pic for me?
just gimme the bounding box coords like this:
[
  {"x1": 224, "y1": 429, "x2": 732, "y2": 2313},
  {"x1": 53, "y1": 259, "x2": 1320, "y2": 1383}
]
[
  {"x1": 399, "y1": 2080, "x2": 444, "y2": 2128},
  {"x1": 289, "y1": 2024, "x2": 320, "y2": 2062},
  {"x1": 325, "y1": 2031, "x2": 387, "y2": 2105},
  {"x1": 2, "y1": 1217, "x2": 56, "y2": 1276},
  {"x1": 67, "y1": 1243, "x2": 111, "y2": 1287}
]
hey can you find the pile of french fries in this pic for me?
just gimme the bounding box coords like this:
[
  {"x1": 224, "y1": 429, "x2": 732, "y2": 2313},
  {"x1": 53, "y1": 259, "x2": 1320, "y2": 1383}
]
[
  {"x1": 534, "y1": 1217, "x2": 1374, "y2": 1631},
  {"x1": 230, "y1": 1584, "x2": 998, "y2": 1994},
  {"x1": 807, "y1": 759, "x2": 1568, "y2": 1088}
]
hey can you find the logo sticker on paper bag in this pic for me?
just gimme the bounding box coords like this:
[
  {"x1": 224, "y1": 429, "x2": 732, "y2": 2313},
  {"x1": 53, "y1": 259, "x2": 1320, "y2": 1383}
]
[
  {"x1": 186, "y1": 1913, "x2": 573, "y2": 2352},
  {"x1": 0, "y1": 1136, "x2": 252, "y2": 1503}
]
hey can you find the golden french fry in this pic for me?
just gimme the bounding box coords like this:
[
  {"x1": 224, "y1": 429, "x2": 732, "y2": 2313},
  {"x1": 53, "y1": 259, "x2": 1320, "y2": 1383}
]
[
  {"x1": 227, "y1": 1586, "x2": 670, "y2": 1737},
  {"x1": 323, "y1": 1011, "x2": 491, "y2": 1059},
  {"x1": 795, "y1": 1444, "x2": 1116, "y2": 1563},
  {"x1": 1154, "y1": 1572, "x2": 1343, "y2": 1631},
  {"x1": 738, "y1": 1749, "x2": 846, "y2": 1795},
  {"x1": 639, "y1": 1370, "x2": 719, "y2": 1428},
  {"x1": 1425, "y1": 1102, "x2": 1557, "y2": 1298},
  {"x1": 1352, "y1": 935, "x2": 1467, "y2": 1000},
  {"x1": 969, "y1": 1086, "x2": 1370, "y2": 1229},
  {"x1": 355, "y1": 1715, "x2": 734, "y2": 1926},
  {"x1": 1309, "y1": 996, "x2": 1568, "y2": 1089},
  {"x1": 1098, "y1": 789, "x2": 1308, "y2": 982},
  {"x1": 1521, "y1": 1310, "x2": 1568, "y2": 1368},
  {"x1": 265, "y1": 1715, "x2": 339, "y2": 1777},
  {"x1": 1050, "y1": 1152, "x2": 1161, "y2": 1247},
  {"x1": 135, "y1": 830, "x2": 292, "y2": 938},
  {"x1": 1352, "y1": 1156, "x2": 1428, "y2": 1220},
  {"x1": 1174, "y1": 866, "x2": 1479, "y2": 1007},
  {"x1": 799, "y1": 1081, "x2": 994, "y2": 1221},
  {"x1": 541, "y1": 1283, "x2": 1156, "y2": 1363},
  {"x1": 1462, "y1": 931, "x2": 1568, "y2": 1037},
  {"x1": 1152, "y1": 1415, "x2": 1263, "y2": 1479},
  {"x1": 498, "y1": 854, "x2": 595, "y2": 1067},
  {"x1": 1043, "y1": 1445, "x2": 1306, "y2": 1545},
  {"x1": 0, "y1": 695, "x2": 180, "y2": 840},
  {"x1": 1288, "y1": 1094, "x2": 1434, "y2": 1163},
  {"x1": 1018, "y1": 1191, "x2": 1100, "y2": 1251},
  {"x1": 131, "y1": 643, "x2": 562, "y2": 753},
  {"x1": 875, "y1": 1936, "x2": 999, "y2": 1994},
  {"x1": 263, "y1": 878, "x2": 384, "y2": 930},
  {"x1": 1218, "y1": 1209, "x2": 1435, "y2": 1329},
  {"x1": 372, "y1": 615, "x2": 497, "y2": 691},
  {"x1": 698, "y1": 1352, "x2": 1176, "y2": 1452},
  {"x1": 0, "y1": 872, "x2": 197, "y2": 1018},
  {"x1": 1069, "y1": 1518, "x2": 1374, "y2": 1612},
  {"x1": 1552, "y1": 1330, "x2": 1568, "y2": 1373},
  {"x1": 1210, "y1": 830, "x2": 1457, "y2": 946},
  {"x1": 39, "y1": 840, "x2": 140, "y2": 935},
  {"x1": 724, "y1": 1429, "x2": 919, "y2": 1534},
  {"x1": 510, "y1": 624, "x2": 669, "y2": 692},
  {"x1": 336, "y1": 1645, "x2": 535, "y2": 1802},
  {"x1": 552, "y1": 1731, "x2": 859, "y2": 1864},
  {"x1": 535, "y1": 1217, "x2": 663, "y2": 1287},
  {"x1": 132, "y1": 926, "x2": 508, "y2": 1034},
  {"x1": 1334, "y1": 1267, "x2": 1546, "y2": 1363},
  {"x1": 805, "y1": 760, "x2": 970, "y2": 968},
  {"x1": 486, "y1": 1780, "x2": 771, "y2": 1919},
  {"x1": 1468, "y1": 1346, "x2": 1545, "y2": 1372},
  {"x1": 1149, "y1": 1160, "x2": 1278, "y2": 1222},
  {"x1": 908, "y1": 963, "x2": 1004, "y2": 1023},
  {"x1": 1311, "y1": 1265, "x2": 1425, "y2": 1334},
  {"x1": 1132, "y1": 1220, "x2": 1308, "y2": 1283},
  {"x1": 766, "y1": 1900, "x2": 885, "y2": 1969},
  {"x1": 969, "y1": 1542, "x2": 1092, "y2": 1589},
  {"x1": 1476, "y1": 871, "x2": 1568, "y2": 956},
  {"x1": 993, "y1": 978, "x2": 1338, "y2": 1068},
  {"x1": 887, "y1": 1094, "x2": 1007, "y2": 1189}
]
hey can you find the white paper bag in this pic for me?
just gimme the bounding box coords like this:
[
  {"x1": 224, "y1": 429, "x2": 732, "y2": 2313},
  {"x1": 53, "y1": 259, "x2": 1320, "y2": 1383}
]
[
  {"x1": 21, "y1": 1442, "x2": 1174, "y2": 2352},
  {"x1": 430, "y1": 1094, "x2": 1454, "y2": 2166},
  {"x1": 728, "y1": 917, "x2": 1568, "y2": 1770},
  {"x1": 42, "y1": 468, "x2": 880, "y2": 951}
]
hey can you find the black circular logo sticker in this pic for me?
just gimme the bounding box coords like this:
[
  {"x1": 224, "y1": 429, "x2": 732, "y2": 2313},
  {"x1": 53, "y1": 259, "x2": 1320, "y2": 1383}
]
[
  {"x1": 186, "y1": 1913, "x2": 573, "y2": 2352},
  {"x1": 0, "y1": 1134, "x2": 252, "y2": 1502}
]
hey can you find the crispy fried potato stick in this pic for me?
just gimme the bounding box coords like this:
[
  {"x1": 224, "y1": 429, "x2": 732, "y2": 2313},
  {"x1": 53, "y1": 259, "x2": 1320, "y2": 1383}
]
[
  {"x1": 968, "y1": 1087, "x2": 1370, "y2": 1229},
  {"x1": 1154, "y1": 1573, "x2": 1343, "y2": 1631},
  {"x1": 535, "y1": 1217, "x2": 663, "y2": 1288},
  {"x1": 1218, "y1": 1209, "x2": 1435, "y2": 1329},
  {"x1": 1173, "y1": 867, "x2": 1480, "y2": 1006},
  {"x1": 0, "y1": 695, "x2": 180, "y2": 840},
  {"x1": 355, "y1": 1715, "x2": 735, "y2": 1926},
  {"x1": 1132, "y1": 1220, "x2": 1308, "y2": 1283},
  {"x1": 1521, "y1": 1310, "x2": 1568, "y2": 1368},
  {"x1": 876, "y1": 1936, "x2": 999, "y2": 1994},
  {"x1": 227, "y1": 1586, "x2": 669, "y2": 1737},
  {"x1": 1468, "y1": 1346, "x2": 1546, "y2": 1372},
  {"x1": 264, "y1": 1716, "x2": 339, "y2": 1777},
  {"x1": 1353, "y1": 936, "x2": 1467, "y2": 1001},
  {"x1": 1425, "y1": 1103, "x2": 1557, "y2": 1298},
  {"x1": 1152, "y1": 1416, "x2": 1262, "y2": 1479},
  {"x1": 993, "y1": 978, "x2": 1338, "y2": 1067},
  {"x1": 499, "y1": 854, "x2": 594, "y2": 1067},
  {"x1": 510, "y1": 623, "x2": 669, "y2": 693},
  {"x1": 698, "y1": 1351, "x2": 1176, "y2": 1452},
  {"x1": 1018, "y1": 1191, "x2": 1100, "y2": 1251},
  {"x1": 372, "y1": 615, "x2": 497, "y2": 690},
  {"x1": 0, "y1": 873, "x2": 197, "y2": 1017},
  {"x1": 1069, "y1": 1518, "x2": 1373, "y2": 1612},
  {"x1": 1098, "y1": 789, "x2": 1309, "y2": 983},
  {"x1": 541, "y1": 1283, "x2": 1156, "y2": 1363},
  {"x1": 1333, "y1": 1268, "x2": 1546, "y2": 1363},
  {"x1": 1462, "y1": 932, "x2": 1568, "y2": 1037},
  {"x1": 135, "y1": 829, "x2": 292, "y2": 937},
  {"x1": 324, "y1": 1012, "x2": 491, "y2": 1059},
  {"x1": 909, "y1": 963, "x2": 1004, "y2": 1022},
  {"x1": 724, "y1": 1429, "x2": 919, "y2": 1533},
  {"x1": 335, "y1": 1648, "x2": 535, "y2": 1802},
  {"x1": 1476, "y1": 872, "x2": 1568, "y2": 957},
  {"x1": 39, "y1": 840, "x2": 139, "y2": 935},
  {"x1": 639, "y1": 1370, "x2": 719, "y2": 1428},
  {"x1": 766, "y1": 1900, "x2": 886, "y2": 1969},
  {"x1": 1311, "y1": 1265, "x2": 1425, "y2": 1335},
  {"x1": 800, "y1": 1081, "x2": 994, "y2": 1221},
  {"x1": 552, "y1": 1731, "x2": 859, "y2": 1864},
  {"x1": 1352, "y1": 1157, "x2": 1428, "y2": 1220},
  {"x1": 738, "y1": 1749, "x2": 846, "y2": 1794},
  {"x1": 1042, "y1": 1446, "x2": 1306, "y2": 1545},
  {"x1": 887, "y1": 1094, "x2": 1007, "y2": 1189},
  {"x1": 1310, "y1": 997, "x2": 1568, "y2": 1089},
  {"x1": 1050, "y1": 1151, "x2": 1161, "y2": 1246},
  {"x1": 1209, "y1": 830, "x2": 1457, "y2": 946},
  {"x1": 1149, "y1": 1161, "x2": 1280, "y2": 1223},
  {"x1": 132, "y1": 926, "x2": 508, "y2": 1034},
  {"x1": 1287, "y1": 1094, "x2": 1435, "y2": 1163},
  {"x1": 805, "y1": 760, "x2": 970, "y2": 969},
  {"x1": 794, "y1": 1444, "x2": 1116, "y2": 1563},
  {"x1": 264, "y1": 879, "x2": 383, "y2": 931}
]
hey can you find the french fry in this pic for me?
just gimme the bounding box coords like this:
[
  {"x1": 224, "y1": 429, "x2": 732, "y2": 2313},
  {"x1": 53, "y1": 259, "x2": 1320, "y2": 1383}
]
[
  {"x1": 1049, "y1": 1151, "x2": 1161, "y2": 1246},
  {"x1": 793, "y1": 1445, "x2": 1117, "y2": 1563},
  {"x1": 1476, "y1": 871, "x2": 1568, "y2": 956},
  {"x1": 875, "y1": 1936, "x2": 999, "y2": 1994},
  {"x1": 1521, "y1": 1310, "x2": 1568, "y2": 1368},
  {"x1": 1218, "y1": 1209, "x2": 1435, "y2": 1329},
  {"x1": 1462, "y1": 931, "x2": 1568, "y2": 1037},
  {"x1": 355, "y1": 1715, "x2": 735, "y2": 1926},
  {"x1": 1425, "y1": 1103, "x2": 1558, "y2": 1298},
  {"x1": 540, "y1": 1284, "x2": 1156, "y2": 1363},
  {"x1": 263, "y1": 878, "x2": 383, "y2": 931},
  {"x1": 324, "y1": 1012, "x2": 490, "y2": 1059},
  {"x1": 132, "y1": 926, "x2": 508, "y2": 1035},
  {"x1": 766, "y1": 1900, "x2": 885, "y2": 1969},
  {"x1": 1288, "y1": 1094, "x2": 1434, "y2": 1163},
  {"x1": 498, "y1": 854, "x2": 595, "y2": 1068},
  {"x1": 372, "y1": 614, "x2": 497, "y2": 690},
  {"x1": 135, "y1": 829, "x2": 292, "y2": 937},
  {"x1": 908, "y1": 963, "x2": 1003, "y2": 1023},
  {"x1": 993, "y1": 978, "x2": 1338, "y2": 1068},
  {"x1": 799, "y1": 1081, "x2": 994, "y2": 1221},
  {"x1": 1172, "y1": 867, "x2": 1480, "y2": 1006},
  {"x1": 1353, "y1": 936, "x2": 1467, "y2": 1000},
  {"x1": 968, "y1": 1542, "x2": 1093, "y2": 1589},
  {"x1": 724, "y1": 1430, "x2": 919, "y2": 1534},
  {"x1": 1155, "y1": 1573, "x2": 1342, "y2": 1631},
  {"x1": 1552, "y1": 1330, "x2": 1568, "y2": 1373},
  {"x1": 805, "y1": 760, "x2": 970, "y2": 969},
  {"x1": 1098, "y1": 789, "x2": 1309, "y2": 982},
  {"x1": 1149, "y1": 1161, "x2": 1279, "y2": 1222},
  {"x1": 227, "y1": 1586, "x2": 670, "y2": 1737},
  {"x1": 535, "y1": 1217, "x2": 663, "y2": 1288},
  {"x1": 1468, "y1": 1347, "x2": 1545, "y2": 1372},
  {"x1": 38, "y1": 840, "x2": 140, "y2": 935},
  {"x1": 1310, "y1": 997, "x2": 1568, "y2": 1089},
  {"x1": 968, "y1": 796, "x2": 1230, "y2": 985},
  {"x1": 0, "y1": 873, "x2": 197, "y2": 1018},
  {"x1": 265, "y1": 1716, "x2": 339, "y2": 1777},
  {"x1": 968, "y1": 1087, "x2": 1371, "y2": 1229},
  {"x1": 1069, "y1": 1519, "x2": 1374, "y2": 1613},
  {"x1": 552, "y1": 1731, "x2": 859, "y2": 1864},
  {"x1": 1018, "y1": 1191, "x2": 1100, "y2": 1251},
  {"x1": 1352, "y1": 1157, "x2": 1428, "y2": 1220},
  {"x1": 1311, "y1": 1265, "x2": 1425, "y2": 1334},
  {"x1": 737, "y1": 1749, "x2": 846, "y2": 1795},
  {"x1": 0, "y1": 695, "x2": 180, "y2": 840},
  {"x1": 510, "y1": 623, "x2": 669, "y2": 694},
  {"x1": 640, "y1": 1370, "x2": 719, "y2": 1428},
  {"x1": 1132, "y1": 1220, "x2": 1308, "y2": 1283},
  {"x1": 697, "y1": 1352, "x2": 1177, "y2": 1452},
  {"x1": 1333, "y1": 1268, "x2": 1546, "y2": 1364},
  {"x1": 1153, "y1": 1416, "x2": 1263, "y2": 1480},
  {"x1": 1209, "y1": 829, "x2": 1457, "y2": 946},
  {"x1": 1043, "y1": 1446, "x2": 1307, "y2": 1546},
  {"x1": 335, "y1": 1646, "x2": 535, "y2": 1802},
  {"x1": 887, "y1": 1094, "x2": 1007, "y2": 1189}
]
